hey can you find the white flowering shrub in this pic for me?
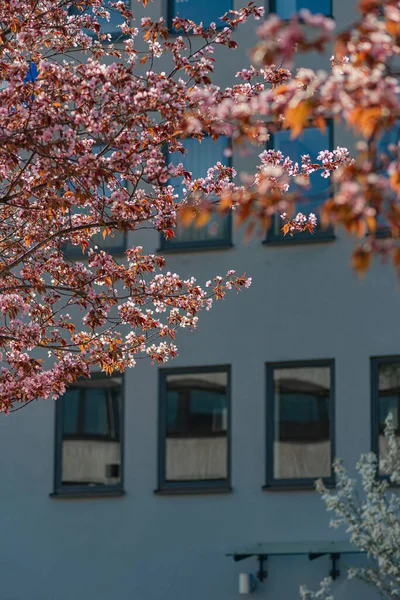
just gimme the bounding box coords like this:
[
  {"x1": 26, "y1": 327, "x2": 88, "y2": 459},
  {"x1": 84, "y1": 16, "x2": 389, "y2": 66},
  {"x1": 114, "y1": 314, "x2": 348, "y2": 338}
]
[{"x1": 301, "y1": 415, "x2": 400, "y2": 600}]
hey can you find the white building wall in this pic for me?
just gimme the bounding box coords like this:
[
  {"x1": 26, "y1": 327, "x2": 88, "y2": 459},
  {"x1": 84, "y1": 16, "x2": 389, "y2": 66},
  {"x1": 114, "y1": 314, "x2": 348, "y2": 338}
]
[{"x1": 0, "y1": 1, "x2": 395, "y2": 599}]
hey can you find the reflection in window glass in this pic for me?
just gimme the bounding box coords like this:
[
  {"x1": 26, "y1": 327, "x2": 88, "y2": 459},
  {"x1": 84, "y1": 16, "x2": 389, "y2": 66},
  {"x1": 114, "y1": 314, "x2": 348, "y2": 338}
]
[
  {"x1": 271, "y1": 364, "x2": 332, "y2": 481},
  {"x1": 269, "y1": 127, "x2": 332, "y2": 239},
  {"x1": 163, "y1": 370, "x2": 229, "y2": 483},
  {"x1": 377, "y1": 361, "x2": 400, "y2": 472},
  {"x1": 376, "y1": 121, "x2": 400, "y2": 236},
  {"x1": 165, "y1": 136, "x2": 231, "y2": 247},
  {"x1": 58, "y1": 377, "x2": 122, "y2": 489},
  {"x1": 169, "y1": 0, "x2": 232, "y2": 28},
  {"x1": 70, "y1": 0, "x2": 127, "y2": 39},
  {"x1": 274, "y1": 0, "x2": 330, "y2": 19}
]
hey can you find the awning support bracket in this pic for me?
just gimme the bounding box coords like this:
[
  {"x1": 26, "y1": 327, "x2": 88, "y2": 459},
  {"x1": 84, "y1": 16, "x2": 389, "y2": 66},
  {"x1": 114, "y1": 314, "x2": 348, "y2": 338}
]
[
  {"x1": 309, "y1": 552, "x2": 341, "y2": 580},
  {"x1": 232, "y1": 554, "x2": 268, "y2": 582}
]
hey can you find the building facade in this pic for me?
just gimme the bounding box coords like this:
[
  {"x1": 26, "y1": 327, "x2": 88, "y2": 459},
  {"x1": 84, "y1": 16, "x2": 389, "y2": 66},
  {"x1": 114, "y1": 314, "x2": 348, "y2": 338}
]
[{"x1": 0, "y1": 1, "x2": 398, "y2": 599}]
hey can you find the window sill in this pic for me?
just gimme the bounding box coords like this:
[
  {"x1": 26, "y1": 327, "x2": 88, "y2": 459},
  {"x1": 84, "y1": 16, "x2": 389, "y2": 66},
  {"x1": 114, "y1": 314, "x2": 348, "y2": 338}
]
[
  {"x1": 263, "y1": 480, "x2": 335, "y2": 492},
  {"x1": 154, "y1": 486, "x2": 233, "y2": 496},
  {"x1": 50, "y1": 489, "x2": 126, "y2": 499},
  {"x1": 157, "y1": 242, "x2": 233, "y2": 254},
  {"x1": 263, "y1": 233, "x2": 336, "y2": 246}
]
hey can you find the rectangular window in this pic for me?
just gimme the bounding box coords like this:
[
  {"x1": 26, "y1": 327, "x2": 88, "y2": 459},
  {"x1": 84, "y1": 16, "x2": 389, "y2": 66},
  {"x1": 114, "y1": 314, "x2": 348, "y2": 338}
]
[
  {"x1": 158, "y1": 366, "x2": 231, "y2": 492},
  {"x1": 168, "y1": 0, "x2": 232, "y2": 29},
  {"x1": 70, "y1": 0, "x2": 127, "y2": 41},
  {"x1": 161, "y1": 136, "x2": 232, "y2": 250},
  {"x1": 266, "y1": 361, "x2": 335, "y2": 487},
  {"x1": 375, "y1": 121, "x2": 400, "y2": 238},
  {"x1": 63, "y1": 145, "x2": 126, "y2": 257},
  {"x1": 271, "y1": 0, "x2": 331, "y2": 19},
  {"x1": 54, "y1": 374, "x2": 124, "y2": 496},
  {"x1": 371, "y1": 357, "x2": 400, "y2": 474},
  {"x1": 265, "y1": 124, "x2": 335, "y2": 244}
]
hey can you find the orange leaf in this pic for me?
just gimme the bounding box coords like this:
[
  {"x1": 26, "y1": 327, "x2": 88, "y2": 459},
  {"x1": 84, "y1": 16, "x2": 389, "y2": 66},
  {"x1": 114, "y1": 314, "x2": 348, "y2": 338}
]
[
  {"x1": 220, "y1": 195, "x2": 233, "y2": 211},
  {"x1": 386, "y1": 19, "x2": 400, "y2": 36},
  {"x1": 282, "y1": 223, "x2": 290, "y2": 236},
  {"x1": 314, "y1": 116, "x2": 326, "y2": 133},
  {"x1": 195, "y1": 210, "x2": 210, "y2": 228},
  {"x1": 366, "y1": 215, "x2": 376, "y2": 235},
  {"x1": 164, "y1": 228, "x2": 175, "y2": 240},
  {"x1": 352, "y1": 246, "x2": 371, "y2": 275},
  {"x1": 179, "y1": 205, "x2": 196, "y2": 227},
  {"x1": 392, "y1": 247, "x2": 400, "y2": 267},
  {"x1": 284, "y1": 101, "x2": 312, "y2": 138}
]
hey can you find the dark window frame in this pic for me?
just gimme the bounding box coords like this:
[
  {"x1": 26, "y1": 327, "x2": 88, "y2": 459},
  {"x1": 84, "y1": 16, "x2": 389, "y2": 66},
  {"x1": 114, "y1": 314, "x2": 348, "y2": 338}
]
[
  {"x1": 265, "y1": 359, "x2": 335, "y2": 489},
  {"x1": 53, "y1": 372, "x2": 125, "y2": 497},
  {"x1": 370, "y1": 121, "x2": 400, "y2": 240},
  {"x1": 267, "y1": 0, "x2": 333, "y2": 20},
  {"x1": 157, "y1": 365, "x2": 231, "y2": 493},
  {"x1": 264, "y1": 121, "x2": 336, "y2": 245},
  {"x1": 159, "y1": 135, "x2": 233, "y2": 252},
  {"x1": 371, "y1": 356, "x2": 400, "y2": 473},
  {"x1": 167, "y1": 0, "x2": 233, "y2": 32}
]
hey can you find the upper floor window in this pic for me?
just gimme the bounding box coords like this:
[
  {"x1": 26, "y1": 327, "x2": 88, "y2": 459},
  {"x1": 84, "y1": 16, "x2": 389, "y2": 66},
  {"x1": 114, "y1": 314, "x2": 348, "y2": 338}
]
[
  {"x1": 371, "y1": 357, "x2": 400, "y2": 475},
  {"x1": 63, "y1": 145, "x2": 126, "y2": 257},
  {"x1": 265, "y1": 360, "x2": 335, "y2": 488},
  {"x1": 54, "y1": 374, "x2": 124, "y2": 496},
  {"x1": 161, "y1": 136, "x2": 232, "y2": 251},
  {"x1": 375, "y1": 121, "x2": 400, "y2": 238},
  {"x1": 70, "y1": 0, "x2": 128, "y2": 41},
  {"x1": 271, "y1": 0, "x2": 331, "y2": 19},
  {"x1": 158, "y1": 366, "x2": 231, "y2": 493},
  {"x1": 265, "y1": 124, "x2": 335, "y2": 244},
  {"x1": 168, "y1": 0, "x2": 232, "y2": 29}
]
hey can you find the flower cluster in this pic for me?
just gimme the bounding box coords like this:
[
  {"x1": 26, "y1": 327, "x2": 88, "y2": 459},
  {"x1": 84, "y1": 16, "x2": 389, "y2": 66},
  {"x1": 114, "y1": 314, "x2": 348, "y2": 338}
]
[{"x1": 303, "y1": 415, "x2": 400, "y2": 600}]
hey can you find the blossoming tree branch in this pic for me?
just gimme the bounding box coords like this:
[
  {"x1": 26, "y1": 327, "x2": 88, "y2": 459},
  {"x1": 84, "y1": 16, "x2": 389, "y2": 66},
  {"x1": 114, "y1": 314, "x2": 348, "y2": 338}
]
[{"x1": 0, "y1": 0, "x2": 396, "y2": 411}]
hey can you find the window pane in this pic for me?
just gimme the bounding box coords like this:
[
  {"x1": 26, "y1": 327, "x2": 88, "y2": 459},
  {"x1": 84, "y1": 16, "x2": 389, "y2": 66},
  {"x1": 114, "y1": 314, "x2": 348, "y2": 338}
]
[
  {"x1": 83, "y1": 388, "x2": 110, "y2": 436},
  {"x1": 97, "y1": 0, "x2": 126, "y2": 36},
  {"x1": 62, "y1": 389, "x2": 80, "y2": 435},
  {"x1": 275, "y1": 0, "x2": 330, "y2": 18},
  {"x1": 165, "y1": 371, "x2": 228, "y2": 481},
  {"x1": 272, "y1": 365, "x2": 331, "y2": 480},
  {"x1": 60, "y1": 378, "x2": 122, "y2": 488},
  {"x1": 71, "y1": 1, "x2": 126, "y2": 38},
  {"x1": 378, "y1": 362, "x2": 400, "y2": 472},
  {"x1": 376, "y1": 121, "x2": 400, "y2": 235},
  {"x1": 170, "y1": 0, "x2": 231, "y2": 28},
  {"x1": 63, "y1": 146, "x2": 126, "y2": 255},
  {"x1": 167, "y1": 136, "x2": 230, "y2": 245},
  {"x1": 270, "y1": 127, "x2": 331, "y2": 237}
]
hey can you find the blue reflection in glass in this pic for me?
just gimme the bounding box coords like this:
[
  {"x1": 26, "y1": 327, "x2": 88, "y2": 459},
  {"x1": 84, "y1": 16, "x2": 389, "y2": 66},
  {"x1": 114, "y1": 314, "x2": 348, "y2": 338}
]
[{"x1": 170, "y1": 0, "x2": 232, "y2": 28}]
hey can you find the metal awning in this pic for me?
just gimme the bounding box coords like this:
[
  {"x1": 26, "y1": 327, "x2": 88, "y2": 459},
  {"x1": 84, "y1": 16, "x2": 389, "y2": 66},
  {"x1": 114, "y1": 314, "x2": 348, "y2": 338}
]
[{"x1": 226, "y1": 541, "x2": 362, "y2": 581}]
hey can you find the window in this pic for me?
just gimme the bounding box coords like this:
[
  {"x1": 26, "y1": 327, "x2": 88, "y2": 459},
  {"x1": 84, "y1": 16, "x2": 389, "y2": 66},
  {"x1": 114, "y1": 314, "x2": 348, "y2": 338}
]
[
  {"x1": 161, "y1": 136, "x2": 232, "y2": 250},
  {"x1": 265, "y1": 124, "x2": 335, "y2": 244},
  {"x1": 371, "y1": 357, "x2": 400, "y2": 474},
  {"x1": 271, "y1": 0, "x2": 331, "y2": 19},
  {"x1": 70, "y1": 0, "x2": 128, "y2": 41},
  {"x1": 54, "y1": 374, "x2": 124, "y2": 496},
  {"x1": 158, "y1": 366, "x2": 231, "y2": 492},
  {"x1": 63, "y1": 145, "x2": 126, "y2": 257},
  {"x1": 168, "y1": 0, "x2": 232, "y2": 30},
  {"x1": 375, "y1": 121, "x2": 400, "y2": 238},
  {"x1": 266, "y1": 361, "x2": 335, "y2": 487}
]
